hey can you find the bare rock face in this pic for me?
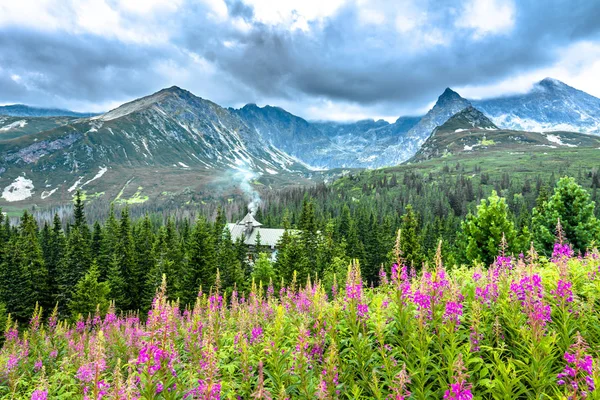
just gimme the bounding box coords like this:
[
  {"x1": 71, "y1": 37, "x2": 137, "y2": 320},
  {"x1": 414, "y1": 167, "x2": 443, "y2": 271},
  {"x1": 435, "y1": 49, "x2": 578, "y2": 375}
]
[{"x1": 473, "y1": 78, "x2": 600, "y2": 134}]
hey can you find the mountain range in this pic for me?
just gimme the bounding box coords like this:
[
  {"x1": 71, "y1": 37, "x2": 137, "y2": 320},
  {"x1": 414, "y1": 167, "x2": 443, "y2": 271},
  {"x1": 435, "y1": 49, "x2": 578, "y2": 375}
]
[{"x1": 0, "y1": 77, "x2": 599, "y2": 206}]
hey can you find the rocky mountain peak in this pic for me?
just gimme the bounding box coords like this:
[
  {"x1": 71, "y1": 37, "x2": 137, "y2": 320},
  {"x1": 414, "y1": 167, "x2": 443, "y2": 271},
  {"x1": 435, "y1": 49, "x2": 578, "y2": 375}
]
[
  {"x1": 538, "y1": 77, "x2": 567, "y2": 89},
  {"x1": 436, "y1": 88, "x2": 463, "y2": 105},
  {"x1": 438, "y1": 106, "x2": 498, "y2": 131}
]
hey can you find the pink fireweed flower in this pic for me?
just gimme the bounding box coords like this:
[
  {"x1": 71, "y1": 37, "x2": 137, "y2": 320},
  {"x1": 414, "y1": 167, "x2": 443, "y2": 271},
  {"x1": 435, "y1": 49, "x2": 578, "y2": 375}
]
[
  {"x1": 6, "y1": 355, "x2": 20, "y2": 373},
  {"x1": 557, "y1": 332, "x2": 595, "y2": 398},
  {"x1": 379, "y1": 266, "x2": 389, "y2": 286},
  {"x1": 250, "y1": 326, "x2": 263, "y2": 344},
  {"x1": 136, "y1": 343, "x2": 167, "y2": 376},
  {"x1": 475, "y1": 283, "x2": 498, "y2": 306},
  {"x1": 357, "y1": 303, "x2": 369, "y2": 320},
  {"x1": 5, "y1": 326, "x2": 18, "y2": 342},
  {"x1": 76, "y1": 364, "x2": 95, "y2": 383},
  {"x1": 552, "y1": 243, "x2": 574, "y2": 263},
  {"x1": 469, "y1": 328, "x2": 483, "y2": 352},
  {"x1": 443, "y1": 301, "x2": 463, "y2": 326},
  {"x1": 495, "y1": 255, "x2": 512, "y2": 271},
  {"x1": 184, "y1": 380, "x2": 221, "y2": 399},
  {"x1": 345, "y1": 263, "x2": 363, "y2": 301},
  {"x1": 34, "y1": 359, "x2": 43, "y2": 371},
  {"x1": 31, "y1": 390, "x2": 48, "y2": 400},
  {"x1": 444, "y1": 354, "x2": 472, "y2": 400},
  {"x1": 413, "y1": 290, "x2": 432, "y2": 321},
  {"x1": 553, "y1": 280, "x2": 574, "y2": 304},
  {"x1": 388, "y1": 364, "x2": 411, "y2": 400},
  {"x1": 510, "y1": 274, "x2": 551, "y2": 338}
]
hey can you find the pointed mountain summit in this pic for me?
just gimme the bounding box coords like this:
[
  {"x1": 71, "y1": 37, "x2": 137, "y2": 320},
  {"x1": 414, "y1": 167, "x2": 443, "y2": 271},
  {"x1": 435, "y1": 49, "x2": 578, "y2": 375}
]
[
  {"x1": 0, "y1": 86, "x2": 306, "y2": 204},
  {"x1": 410, "y1": 104, "x2": 600, "y2": 163},
  {"x1": 436, "y1": 106, "x2": 498, "y2": 133},
  {"x1": 473, "y1": 78, "x2": 600, "y2": 133},
  {"x1": 376, "y1": 87, "x2": 471, "y2": 165},
  {"x1": 436, "y1": 87, "x2": 465, "y2": 106}
]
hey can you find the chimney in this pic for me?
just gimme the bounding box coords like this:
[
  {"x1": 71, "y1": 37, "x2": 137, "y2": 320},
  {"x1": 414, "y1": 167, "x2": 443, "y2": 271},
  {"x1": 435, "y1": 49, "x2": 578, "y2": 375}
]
[{"x1": 245, "y1": 220, "x2": 253, "y2": 237}]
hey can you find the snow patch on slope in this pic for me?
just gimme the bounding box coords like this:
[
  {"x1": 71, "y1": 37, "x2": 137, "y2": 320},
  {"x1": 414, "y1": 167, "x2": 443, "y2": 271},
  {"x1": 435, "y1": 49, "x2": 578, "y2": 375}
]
[
  {"x1": 545, "y1": 134, "x2": 577, "y2": 147},
  {"x1": 68, "y1": 177, "x2": 84, "y2": 192},
  {"x1": 2, "y1": 177, "x2": 34, "y2": 202},
  {"x1": 41, "y1": 188, "x2": 58, "y2": 199},
  {"x1": 81, "y1": 166, "x2": 108, "y2": 188},
  {"x1": 0, "y1": 120, "x2": 28, "y2": 131}
]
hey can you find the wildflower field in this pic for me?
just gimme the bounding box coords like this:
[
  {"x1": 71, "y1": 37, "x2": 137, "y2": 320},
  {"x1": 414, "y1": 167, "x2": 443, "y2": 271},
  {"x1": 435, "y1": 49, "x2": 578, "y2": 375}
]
[{"x1": 2, "y1": 243, "x2": 600, "y2": 399}]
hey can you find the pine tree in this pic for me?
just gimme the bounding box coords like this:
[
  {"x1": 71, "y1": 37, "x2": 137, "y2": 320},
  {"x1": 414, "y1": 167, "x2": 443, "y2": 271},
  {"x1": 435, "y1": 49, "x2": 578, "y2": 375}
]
[
  {"x1": 69, "y1": 262, "x2": 110, "y2": 318},
  {"x1": 399, "y1": 204, "x2": 423, "y2": 269},
  {"x1": 97, "y1": 204, "x2": 119, "y2": 278},
  {"x1": 0, "y1": 211, "x2": 48, "y2": 320},
  {"x1": 59, "y1": 195, "x2": 92, "y2": 307},
  {"x1": 251, "y1": 253, "x2": 276, "y2": 286},
  {"x1": 116, "y1": 207, "x2": 136, "y2": 310},
  {"x1": 133, "y1": 215, "x2": 155, "y2": 310},
  {"x1": 180, "y1": 217, "x2": 216, "y2": 305},
  {"x1": 106, "y1": 253, "x2": 127, "y2": 311},
  {"x1": 461, "y1": 191, "x2": 517, "y2": 266},
  {"x1": 532, "y1": 177, "x2": 600, "y2": 254},
  {"x1": 91, "y1": 221, "x2": 103, "y2": 263}
]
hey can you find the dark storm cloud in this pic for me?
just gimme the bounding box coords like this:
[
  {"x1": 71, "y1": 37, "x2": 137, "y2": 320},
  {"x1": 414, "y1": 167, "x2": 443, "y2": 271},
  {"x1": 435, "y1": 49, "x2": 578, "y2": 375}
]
[
  {"x1": 0, "y1": 28, "x2": 177, "y2": 109},
  {"x1": 193, "y1": 0, "x2": 600, "y2": 114},
  {"x1": 0, "y1": 0, "x2": 599, "y2": 117}
]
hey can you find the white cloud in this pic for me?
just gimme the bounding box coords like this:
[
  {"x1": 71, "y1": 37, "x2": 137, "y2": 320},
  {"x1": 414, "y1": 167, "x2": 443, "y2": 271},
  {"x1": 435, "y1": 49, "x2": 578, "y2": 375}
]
[
  {"x1": 456, "y1": 0, "x2": 515, "y2": 38},
  {"x1": 0, "y1": 0, "x2": 178, "y2": 44},
  {"x1": 244, "y1": 0, "x2": 346, "y2": 26},
  {"x1": 457, "y1": 41, "x2": 600, "y2": 100}
]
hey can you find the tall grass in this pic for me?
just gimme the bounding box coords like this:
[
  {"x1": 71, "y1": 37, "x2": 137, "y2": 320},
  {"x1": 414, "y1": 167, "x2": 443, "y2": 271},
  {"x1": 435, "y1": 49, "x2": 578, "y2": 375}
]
[{"x1": 1, "y1": 243, "x2": 600, "y2": 399}]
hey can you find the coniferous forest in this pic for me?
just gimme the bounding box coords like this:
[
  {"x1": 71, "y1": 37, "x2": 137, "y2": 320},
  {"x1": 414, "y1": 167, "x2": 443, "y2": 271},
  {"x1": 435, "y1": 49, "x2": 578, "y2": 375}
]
[{"x1": 2, "y1": 171, "x2": 600, "y2": 398}]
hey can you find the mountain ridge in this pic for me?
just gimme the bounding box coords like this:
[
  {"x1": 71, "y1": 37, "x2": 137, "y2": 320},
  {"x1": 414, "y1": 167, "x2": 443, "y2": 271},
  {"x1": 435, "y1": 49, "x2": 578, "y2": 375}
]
[{"x1": 0, "y1": 104, "x2": 98, "y2": 118}]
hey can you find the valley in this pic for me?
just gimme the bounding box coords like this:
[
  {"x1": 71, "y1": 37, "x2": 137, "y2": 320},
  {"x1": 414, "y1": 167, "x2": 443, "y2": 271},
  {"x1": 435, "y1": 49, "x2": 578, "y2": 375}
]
[{"x1": 1, "y1": 78, "x2": 600, "y2": 220}]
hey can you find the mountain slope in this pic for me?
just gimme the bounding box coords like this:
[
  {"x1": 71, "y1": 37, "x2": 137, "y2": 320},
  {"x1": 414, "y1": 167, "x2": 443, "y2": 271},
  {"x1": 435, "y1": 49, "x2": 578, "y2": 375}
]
[
  {"x1": 0, "y1": 104, "x2": 97, "y2": 118},
  {"x1": 233, "y1": 104, "x2": 338, "y2": 168},
  {"x1": 472, "y1": 78, "x2": 600, "y2": 133},
  {"x1": 410, "y1": 106, "x2": 600, "y2": 162},
  {"x1": 0, "y1": 115, "x2": 78, "y2": 141},
  {"x1": 0, "y1": 87, "x2": 308, "y2": 206},
  {"x1": 375, "y1": 88, "x2": 471, "y2": 166}
]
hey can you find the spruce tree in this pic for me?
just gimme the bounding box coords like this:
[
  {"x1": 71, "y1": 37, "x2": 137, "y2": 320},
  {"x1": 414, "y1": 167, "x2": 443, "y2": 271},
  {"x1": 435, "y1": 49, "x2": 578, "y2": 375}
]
[
  {"x1": 399, "y1": 204, "x2": 423, "y2": 269},
  {"x1": 461, "y1": 191, "x2": 517, "y2": 266},
  {"x1": 106, "y1": 253, "x2": 127, "y2": 311},
  {"x1": 251, "y1": 253, "x2": 276, "y2": 286},
  {"x1": 97, "y1": 204, "x2": 119, "y2": 277},
  {"x1": 69, "y1": 262, "x2": 110, "y2": 318},
  {"x1": 180, "y1": 217, "x2": 216, "y2": 305},
  {"x1": 1, "y1": 211, "x2": 48, "y2": 320},
  {"x1": 218, "y1": 228, "x2": 243, "y2": 291},
  {"x1": 532, "y1": 176, "x2": 600, "y2": 254},
  {"x1": 60, "y1": 194, "x2": 92, "y2": 306},
  {"x1": 91, "y1": 221, "x2": 103, "y2": 263},
  {"x1": 115, "y1": 207, "x2": 136, "y2": 310},
  {"x1": 133, "y1": 215, "x2": 155, "y2": 309},
  {"x1": 60, "y1": 224, "x2": 92, "y2": 306}
]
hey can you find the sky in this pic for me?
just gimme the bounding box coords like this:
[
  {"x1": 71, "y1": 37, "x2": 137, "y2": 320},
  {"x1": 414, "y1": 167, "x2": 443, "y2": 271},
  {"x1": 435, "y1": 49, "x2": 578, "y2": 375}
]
[{"x1": 0, "y1": 0, "x2": 599, "y2": 122}]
